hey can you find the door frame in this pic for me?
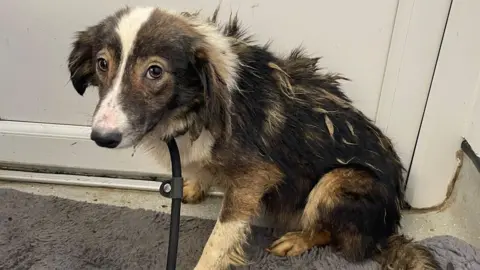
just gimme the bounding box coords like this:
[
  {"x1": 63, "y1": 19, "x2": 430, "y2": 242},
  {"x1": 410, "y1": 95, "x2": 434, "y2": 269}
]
[
  {"x1": 406, "y1": 0, "x2": 480, "y2": 209},
  {"x1": 376, "y1": 0, "x2": 452, "y2": 173}
]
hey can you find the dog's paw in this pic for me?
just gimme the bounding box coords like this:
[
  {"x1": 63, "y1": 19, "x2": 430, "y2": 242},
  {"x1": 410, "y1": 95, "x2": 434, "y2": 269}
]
[
  {"x1": 182, "y1": 180, "x2": 206, "y2": 204},
  {"x1": 266, "y1": 231, "x2": 330, "y2": 257},
  {"x1": 266, "y1": 232, "x2": 312, "y2": 257}
]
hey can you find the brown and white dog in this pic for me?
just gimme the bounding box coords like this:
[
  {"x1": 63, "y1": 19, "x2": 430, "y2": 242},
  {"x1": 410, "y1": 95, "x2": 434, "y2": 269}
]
[{"x1": 67, "y1": 6, "x2": 440, "y2": 270}]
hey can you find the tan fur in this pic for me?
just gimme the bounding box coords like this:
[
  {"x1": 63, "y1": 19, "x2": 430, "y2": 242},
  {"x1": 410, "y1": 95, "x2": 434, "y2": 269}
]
[
  {"x1": 346, "y1": 120, "x2": 356, "y2": 138},
  {"x1": 268, "y1": 62, "x2": 295, "y2": 99},
  {"x1": 216, "y1": 161, "x2": 283, "y2": 222},
  {"x1": 319, "y1": 88, "x2": 351, "y2": 109},
  {"x1": 325, "y1": 114, "x2": 335, "y2": 138},
  {"x1": 267, "y1": 231, "x2": 331, "y2": 257},
  {"x1": 96, "y1": 48, "x2": 118, "y2": 88},
  {"x1": 182, "y1": 180, "x2": 207, "y2": 204},
  {"x1": 262, "y1": 102, "x2": 286, "y2": 137},
  {"x1": 342, "y1": 137, "x2": 357, "y2": 145},
  {"x1": 193, "y1": 161, "x2": 283, "y2": 269},
  {"x1": 181, "y1": 162, "x2": 219, "y2": 204},
  {"x1": 378, "y1": 235, "x2": 439, "y2": 270},
  {"x1": 336, "y1": 157, "x2": 355, "y2": 165},
  {"x1": 314, "y1": 107, "x2": 337, "y2": 114},
  {"x1": 301, "y1": 168, "x2": 377, "y2": 233},
  {"x1": 131, "y1": 56, "x2": 173, "y2": 94}
]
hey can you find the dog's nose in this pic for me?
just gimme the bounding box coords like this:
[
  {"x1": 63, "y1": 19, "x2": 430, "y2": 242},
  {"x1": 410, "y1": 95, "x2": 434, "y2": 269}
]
[{"x1": 90, "y1": 129, "x2": 122, "y2": 148}]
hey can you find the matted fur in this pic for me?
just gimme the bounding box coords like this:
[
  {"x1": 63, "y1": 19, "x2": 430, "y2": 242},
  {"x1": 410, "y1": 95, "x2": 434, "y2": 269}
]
[{"x1": 67, "y1": 6, "x2": 440, "y2": 270}]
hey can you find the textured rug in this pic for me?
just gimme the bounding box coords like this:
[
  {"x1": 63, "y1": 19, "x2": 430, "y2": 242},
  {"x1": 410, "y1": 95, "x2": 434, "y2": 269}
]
[{"x1": 1, "y1": 188, "x2": 479, "y2": 269}]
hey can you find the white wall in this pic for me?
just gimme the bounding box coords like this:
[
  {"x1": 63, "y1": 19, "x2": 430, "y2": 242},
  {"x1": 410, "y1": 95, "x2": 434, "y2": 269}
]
[
  {"x1": 0, "y1": 0, "x2": 400, "y2": 125},
  {"x1": 1, "y1": 0, "x2": 451, "y2": 176},
  {"x1": 465, "y1": 87, "x2": 480, "y2": 155},
  {"x1": 406, "y1": 0, "x2": 480, "y2": 208},
  {"x1": 0, "y1": 0, "x2": 402, "y2": 175}
]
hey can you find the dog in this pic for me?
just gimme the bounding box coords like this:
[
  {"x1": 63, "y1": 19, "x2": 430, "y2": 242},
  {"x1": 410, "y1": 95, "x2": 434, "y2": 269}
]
[{"x1": 67, "y1": 6, "x2": 440, "y2": 270}]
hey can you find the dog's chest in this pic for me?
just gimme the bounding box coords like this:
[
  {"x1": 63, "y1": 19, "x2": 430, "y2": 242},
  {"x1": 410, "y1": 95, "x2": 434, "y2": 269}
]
[{"x1": 141, "y1": 129, "x2": 215, "y2": 173}]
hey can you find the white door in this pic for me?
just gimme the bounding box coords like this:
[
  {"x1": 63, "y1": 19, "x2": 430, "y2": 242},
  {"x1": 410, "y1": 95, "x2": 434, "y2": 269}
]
[
  {"x1": 0, "y1": 1, "x2": 450, "y2": 180},
  {"x1": 407, "y1": 0, "x2": 480, "y2": 208}
]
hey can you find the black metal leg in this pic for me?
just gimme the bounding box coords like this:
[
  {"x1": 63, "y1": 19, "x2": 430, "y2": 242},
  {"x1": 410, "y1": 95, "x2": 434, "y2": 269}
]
[
  {"x1": 159, "y1": 139, "x2": 183, "y2": 270},
  {"x1": 166, "y1": 198, "x2": 182, "y2": 270}
]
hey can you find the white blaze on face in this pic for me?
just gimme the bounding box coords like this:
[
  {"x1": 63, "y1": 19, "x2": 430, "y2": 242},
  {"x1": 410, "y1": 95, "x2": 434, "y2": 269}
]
[{"x1": 91, "y1": 7, "x2": 155, "y2": 147}]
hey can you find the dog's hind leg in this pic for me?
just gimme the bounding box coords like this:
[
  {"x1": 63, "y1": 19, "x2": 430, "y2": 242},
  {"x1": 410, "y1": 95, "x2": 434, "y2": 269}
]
[{"x1": 267, "y1": 167, "x2": 395, "y2": 260}]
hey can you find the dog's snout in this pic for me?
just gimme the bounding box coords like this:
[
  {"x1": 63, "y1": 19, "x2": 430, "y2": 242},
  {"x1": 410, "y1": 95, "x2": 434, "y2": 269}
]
[{"x1": 90, "y1": 129, "x2": 122, "y2": 148}]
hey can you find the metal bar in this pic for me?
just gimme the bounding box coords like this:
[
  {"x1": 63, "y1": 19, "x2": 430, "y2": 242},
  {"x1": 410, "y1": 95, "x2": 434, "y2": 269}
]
[
  {"x1": 0, "y1": 169, "x2": 224, "y2": 197},
  {"x1": 165, "y1": 138, "x2": 182, "y2": 270}
]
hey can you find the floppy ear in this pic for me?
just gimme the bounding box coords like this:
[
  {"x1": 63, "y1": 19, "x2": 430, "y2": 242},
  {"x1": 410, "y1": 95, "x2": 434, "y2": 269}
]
[
  {"x1": 67, "y1": 28, "x2": 97, "y2": 96},
  {"x1": 191, "y1": 48, "x2": 233, "y2": 140}
]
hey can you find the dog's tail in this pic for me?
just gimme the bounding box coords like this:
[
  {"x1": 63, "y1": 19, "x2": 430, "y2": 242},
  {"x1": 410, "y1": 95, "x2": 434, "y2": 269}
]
[{"x1": 376, "y1": 234, "x2": 440, "y2": 270}]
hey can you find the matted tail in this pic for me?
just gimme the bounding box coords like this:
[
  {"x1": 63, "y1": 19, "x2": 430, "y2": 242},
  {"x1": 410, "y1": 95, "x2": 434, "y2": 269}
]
[{"x1": 377, "y1": 234, "x2": 440, "y2": 270}]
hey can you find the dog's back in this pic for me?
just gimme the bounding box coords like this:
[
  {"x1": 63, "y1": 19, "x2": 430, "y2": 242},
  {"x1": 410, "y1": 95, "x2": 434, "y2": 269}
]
[
  {"x1": 208, "y1": 20, "x2": 438, "y2": 269},
  {"x1": 226, "y1": 43, "x2": 404, "y2": 213}
]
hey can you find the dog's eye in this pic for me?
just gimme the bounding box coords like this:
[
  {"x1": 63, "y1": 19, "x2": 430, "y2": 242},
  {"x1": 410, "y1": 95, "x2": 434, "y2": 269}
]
[
  {"x1": 146, "y1": 65, "x2": 163, "y2": 80},
  {"x1": 97, "y1": 58, "x2": 108, "y2": 72}
]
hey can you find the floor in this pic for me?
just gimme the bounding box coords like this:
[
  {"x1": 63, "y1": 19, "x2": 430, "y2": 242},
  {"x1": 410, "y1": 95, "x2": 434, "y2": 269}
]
[{"x1": 1, "y1": 155, "x2": 479, "y2": 248}]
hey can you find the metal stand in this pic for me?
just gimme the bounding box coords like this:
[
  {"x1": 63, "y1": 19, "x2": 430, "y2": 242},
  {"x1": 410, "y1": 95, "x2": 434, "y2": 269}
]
[{"x1": 159, "y1": 139, "x2": 183, "y2": 270}]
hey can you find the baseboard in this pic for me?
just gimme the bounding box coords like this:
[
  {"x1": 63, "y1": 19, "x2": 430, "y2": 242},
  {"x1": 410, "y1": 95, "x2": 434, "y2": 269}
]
[
  {"x1": 0, "y1": 169, "x2": 162, "y2": 191},
  {"x1": 0, "y1": 120, "x2": 226, "y2": 196},
  {"x1": 0, "y1": 169, "x2": 224, "y2": 197},
  {"x1": 461, "y1": 139, "x2": 480, "y2": 173},
  {"x1": 0, "y1": 120, "x2": 164, "y2": 177}
]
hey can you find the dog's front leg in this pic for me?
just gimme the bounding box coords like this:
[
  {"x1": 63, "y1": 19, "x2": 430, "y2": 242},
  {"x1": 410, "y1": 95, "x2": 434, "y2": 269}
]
[
  {"x1": 194, "y1": 163, "x2": 282, "y2": 270},
  {"x1": 194, "y1": 216, "x2": 249, "y2": 269},
  {"x1": 182, "y1": 165, "x2": 216, "y2": 204}
]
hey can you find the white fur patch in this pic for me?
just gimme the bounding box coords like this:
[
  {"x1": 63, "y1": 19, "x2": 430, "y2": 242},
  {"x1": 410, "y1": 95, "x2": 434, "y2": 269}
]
[
  {"x1": 141, "y1": 128, "x2": 215, "y2": 172},
  {"x1": 91, "y1": 7, "x2": 155, "y2": 147},
  {"x1": 192, "y1": 22, "x2": 239, "y2": 92},
  {"x1": 195, "y1": 219, "x2": 249, "y2": 269},
  {"x1": 159, "y1": 8, "x2": 240, "y2": 93}
]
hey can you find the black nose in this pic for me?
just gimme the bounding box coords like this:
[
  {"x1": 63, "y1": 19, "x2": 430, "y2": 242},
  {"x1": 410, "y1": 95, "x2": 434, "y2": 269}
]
[{"x1": 90, "y1": 129, "x2": 122, "y2": 148}]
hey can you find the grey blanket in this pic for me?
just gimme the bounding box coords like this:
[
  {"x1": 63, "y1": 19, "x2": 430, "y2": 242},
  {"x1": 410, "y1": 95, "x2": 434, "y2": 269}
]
[{"x1": 0, "y1": 188, "x2": 478, "y2": 269}]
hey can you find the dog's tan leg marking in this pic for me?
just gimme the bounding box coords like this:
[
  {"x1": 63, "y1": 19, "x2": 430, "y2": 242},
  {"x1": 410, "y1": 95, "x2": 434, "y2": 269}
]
[
  {"x1": 194, "y1": 162, "x2": 283, "y2": 270},
  {"x1": 267, "y1": 231, "x2": 331, "y2": 257},
  {"x1": 266, "y1": 169, "x2": 371, "y2": 258},
  {"x1": 182, "y1": 167, "x2": 215, "y2": 204},
  {"x1": 300, "y1": 168, "x2": 375, "y2": 231},
  {"x1": 182, "y1": 180, "x2": 207, "y2": 204}
]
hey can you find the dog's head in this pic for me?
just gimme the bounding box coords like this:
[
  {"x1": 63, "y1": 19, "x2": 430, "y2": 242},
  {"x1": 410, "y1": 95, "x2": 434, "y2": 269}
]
[{"x1": 67, "y1": 7, "x2": 237, "y2": 148}]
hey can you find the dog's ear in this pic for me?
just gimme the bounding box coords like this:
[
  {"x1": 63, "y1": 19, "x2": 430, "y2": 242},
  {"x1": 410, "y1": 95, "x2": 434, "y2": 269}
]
[
  {"x1": 67, "y1": 27, "x2": 97, "y2": 96},
  {"x1": 191, "y1": 47, "x2": 233, "y2": 140}
]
